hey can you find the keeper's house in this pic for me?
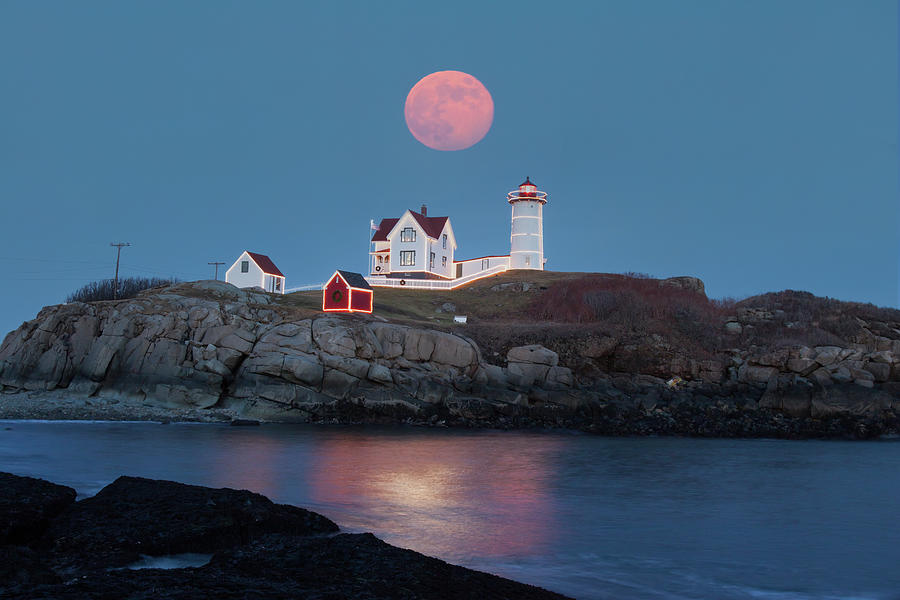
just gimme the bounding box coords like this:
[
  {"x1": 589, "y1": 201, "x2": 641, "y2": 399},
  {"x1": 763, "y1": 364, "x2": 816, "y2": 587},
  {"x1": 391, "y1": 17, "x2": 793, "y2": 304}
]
[
  {"x1": 323, "y1": 270, "x2": 373, "y2": 313},
  {"x1": 225, "y1": 251, "x2": 286, "y2": 294},
  {"x1": 370, "y1": 205, "x2": 457, "y2": 280}
]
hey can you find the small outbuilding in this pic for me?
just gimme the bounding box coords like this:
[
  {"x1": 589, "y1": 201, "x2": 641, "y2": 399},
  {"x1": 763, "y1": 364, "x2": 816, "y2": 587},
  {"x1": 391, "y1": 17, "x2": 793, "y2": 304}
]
[
  {"x1": 323, "y1": 270, "x2": 373, "y2": 313},
  {"x1": 225, "y1": 251, "x2": 286, "y2": 294}
]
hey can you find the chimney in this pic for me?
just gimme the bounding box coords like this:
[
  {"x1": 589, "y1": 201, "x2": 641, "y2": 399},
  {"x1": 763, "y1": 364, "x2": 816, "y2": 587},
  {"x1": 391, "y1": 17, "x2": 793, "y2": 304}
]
[{"x1": 420, "y1": 204, "x2": 427, "y2": 216}]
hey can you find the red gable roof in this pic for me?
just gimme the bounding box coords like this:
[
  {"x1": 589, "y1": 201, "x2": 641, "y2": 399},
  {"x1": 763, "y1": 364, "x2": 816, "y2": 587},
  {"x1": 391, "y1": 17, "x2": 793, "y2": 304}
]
[
  {"x1": 371, "y1": 211, "x2": 448, "y2": 242},
  {"x1": 371, "y1": 218, "x2": 399, "y2": 242},
  {"x1": 410, "y1": 210, "x2": 449, "y2": 239},
  {"x1": 246, "y1": 252, "x2": 284, "y2": 277}
]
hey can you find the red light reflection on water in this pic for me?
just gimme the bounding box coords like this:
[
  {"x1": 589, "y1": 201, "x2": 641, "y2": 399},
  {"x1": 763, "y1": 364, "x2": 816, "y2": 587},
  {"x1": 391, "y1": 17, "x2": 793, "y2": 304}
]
[{"x1": 307, "y1": 432, "x2": 564, "y2": 559}]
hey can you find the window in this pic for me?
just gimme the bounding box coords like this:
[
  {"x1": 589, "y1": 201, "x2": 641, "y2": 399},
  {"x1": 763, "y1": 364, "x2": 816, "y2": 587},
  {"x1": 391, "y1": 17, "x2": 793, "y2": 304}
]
[
  {"x1": 430, "y1": 252, "x2": 435, "y2": 269},
  {"x1": 275, "y1": 279, "x2": 281, "y2": 291},
  {"x1": 481, "y1": 259, "x2": 489, "y2": 270},
  {"x1": 400, "y1": 251, "x2": 415, "y2": 266},
  {"x1": 400, "y1": 227, "x2": 416, "y2": 242},
  {"x1": 442, "y1": 256, "x2": 447, "y2": 268},
  {"x1": 525, "y1": 256, "x2": 531, "y2": 266},
  {"x1": 442, "y1": 234, "x2": 447, "y2": 249},
  {"x1": 241, "y1": 261, "x2": 249, "y2": 273}
]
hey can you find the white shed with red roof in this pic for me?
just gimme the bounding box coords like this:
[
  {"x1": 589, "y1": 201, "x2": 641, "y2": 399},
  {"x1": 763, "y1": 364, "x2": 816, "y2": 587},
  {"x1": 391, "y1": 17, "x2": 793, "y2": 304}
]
[{"x1": 225, "y1": 251, "x2": 286, "y2": 294}]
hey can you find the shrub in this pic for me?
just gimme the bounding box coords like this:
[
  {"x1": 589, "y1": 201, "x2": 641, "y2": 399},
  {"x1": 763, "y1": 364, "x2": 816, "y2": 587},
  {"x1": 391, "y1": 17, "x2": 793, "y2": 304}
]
[
  {"x1": 66, "y1": 277, "x2": 179, "y2": 303},
  {"x1": 529, "y1": 274, "x2": 723, "y2": 328},
  {"x1": 735, "y1": 290, "x2": 900, "y2": 346}
]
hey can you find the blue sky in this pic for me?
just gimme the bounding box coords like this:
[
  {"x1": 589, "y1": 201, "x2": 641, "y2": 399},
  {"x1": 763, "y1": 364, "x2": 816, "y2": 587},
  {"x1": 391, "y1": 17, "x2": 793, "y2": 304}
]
[{"x1": 1, "y1": 1, "x2": 897, "y2": 337}]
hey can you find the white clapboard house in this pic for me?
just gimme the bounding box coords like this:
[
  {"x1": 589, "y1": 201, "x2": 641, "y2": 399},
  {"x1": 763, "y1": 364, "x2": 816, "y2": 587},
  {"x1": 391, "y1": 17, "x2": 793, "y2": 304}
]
[
  {"x1": 367, "y1": 178, "x2": 548, "y2": 290},
  {"x1": 225, "y1": 251, "x2": 286, "y2": 294},
  {"x1": 370, "y1": 206, "x2": 458, "y2": 280}
]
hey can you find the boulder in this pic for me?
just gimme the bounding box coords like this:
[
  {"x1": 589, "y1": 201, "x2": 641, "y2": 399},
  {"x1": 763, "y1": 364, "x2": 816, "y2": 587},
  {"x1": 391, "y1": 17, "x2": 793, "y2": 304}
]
[
  {"x1": 787, "y1": 358, "x2": 818, "y2": 376},
  {"x1": 814, "y1": 346, "x2": 843, "y2": 367},
  {"x1": 659, "y1": 276, "x2": 706, "y2": 295},
  {"x1": 507, "y1": 362, "x2": 551, "y2": 387},
  {"x1": 258, "y1": 321, "x2": 313, "y2": 354},
  {"x1": 283, "y1": 355, "x2": 323, "y2": 386},
  {"x1": 545, "y1": 366, "x2": 574, "y2": 388},
  {"x1": 481, "y1": 364, "x2": 508, "y2": 387},
  {"x1": 430, "y1": 333, "x2": 477, "y2": 368},
  {"x1": 195, "y1": 358, "x2": 231, "y2": 378},
  {"x1": 366, "y1": 363, "x2": 393, "y2": 385},
  {"x1": 868, "y1": 350, "x2": 894, "y2": 365},
  {"x1": 737, "y1": 364, "x2": 778, "y2": 386},
  {"x1": 321, "y1": 355, "x2": 371, "y2": 380},
  {"x1": 368, "y1": 323, "x2": 404, "y2": 359},
  {"x1": 403, "y1": 329, "x2": 436, "y2": 362},
  {"x1": 831, "y1": 366, "x2": 853, "y2": 384},
  {"x1": 434, "y1": 302, "x2": 457, "y2": 313},
  {"x1": 810, "y1": 367, "x2": 833, "y2": 387},
  {"x1": 754, "y1": 348, "x2": 790, "y2": 369},
  {"x1": 311, "y1": 319, "x2": 356, "y2": 357},
  {"x1": 507, "y1": 345, "x2": 559, "y2": 367}
]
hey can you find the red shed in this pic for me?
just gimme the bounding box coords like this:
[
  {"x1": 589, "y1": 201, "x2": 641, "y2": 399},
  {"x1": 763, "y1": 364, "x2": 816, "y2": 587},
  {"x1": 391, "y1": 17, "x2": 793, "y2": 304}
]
[{"x1": 323, "y1": 270, "x2": 373, "y2": 313}]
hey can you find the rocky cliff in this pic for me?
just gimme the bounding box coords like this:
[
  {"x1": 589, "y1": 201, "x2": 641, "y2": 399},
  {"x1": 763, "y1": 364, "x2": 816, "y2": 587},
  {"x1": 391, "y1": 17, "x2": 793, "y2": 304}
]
[{"x1": 2, "y1": 280, "x2": 899, "y2": 438}]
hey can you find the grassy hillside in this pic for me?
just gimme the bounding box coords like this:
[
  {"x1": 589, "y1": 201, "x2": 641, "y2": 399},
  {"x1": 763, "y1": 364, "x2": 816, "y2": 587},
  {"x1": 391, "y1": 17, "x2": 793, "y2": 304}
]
[{"x1": 277, "y1": 270, "x2": 620, "y2": 326}]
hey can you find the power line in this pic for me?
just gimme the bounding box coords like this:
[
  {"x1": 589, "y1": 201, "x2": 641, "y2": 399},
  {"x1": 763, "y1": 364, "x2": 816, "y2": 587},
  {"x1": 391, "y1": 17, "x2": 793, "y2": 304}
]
[{"x1": 0, "y1": 256, "x2": 112, "y2": 266}]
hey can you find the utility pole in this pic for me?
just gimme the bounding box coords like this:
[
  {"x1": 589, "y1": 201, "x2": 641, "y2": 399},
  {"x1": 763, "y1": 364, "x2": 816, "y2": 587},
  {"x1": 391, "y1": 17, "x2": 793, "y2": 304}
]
[
  {"x1": 208, "y1": 261, "x2": 225, "y2": 280},
  {"x1": 110, "y1": 242, "x2": 131, "y2": 299}
]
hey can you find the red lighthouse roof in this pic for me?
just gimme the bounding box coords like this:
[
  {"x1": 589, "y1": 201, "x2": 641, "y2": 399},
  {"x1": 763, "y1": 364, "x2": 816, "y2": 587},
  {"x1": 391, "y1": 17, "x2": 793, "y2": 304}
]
[{"x1": 508, "y1": 176, "x2": 548, "y2": 204}]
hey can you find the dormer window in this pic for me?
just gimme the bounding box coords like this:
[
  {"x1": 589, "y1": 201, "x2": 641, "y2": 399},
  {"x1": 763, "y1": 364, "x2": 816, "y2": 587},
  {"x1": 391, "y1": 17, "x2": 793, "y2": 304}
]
[{"x1": 400, "y1": 227, "x2": 416, "y2": 242}]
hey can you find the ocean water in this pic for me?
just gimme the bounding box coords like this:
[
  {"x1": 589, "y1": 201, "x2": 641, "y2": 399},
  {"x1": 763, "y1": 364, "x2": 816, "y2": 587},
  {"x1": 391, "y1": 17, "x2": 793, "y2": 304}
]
[{"x1": 1, "y1": 420, "x2": 898, "y2": 600}]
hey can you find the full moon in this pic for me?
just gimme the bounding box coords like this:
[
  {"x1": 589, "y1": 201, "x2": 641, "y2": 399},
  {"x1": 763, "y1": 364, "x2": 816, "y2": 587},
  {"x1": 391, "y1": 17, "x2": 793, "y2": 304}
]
[{"x1": 404, "y1": 70, "x2": 494, "y2": 151}]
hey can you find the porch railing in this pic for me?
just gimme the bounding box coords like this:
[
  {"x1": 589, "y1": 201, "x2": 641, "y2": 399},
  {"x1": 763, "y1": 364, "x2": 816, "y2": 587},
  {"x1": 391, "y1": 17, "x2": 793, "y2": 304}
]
[{"x1": 365, "y1": 265, "x2": 509, "y2": 290}]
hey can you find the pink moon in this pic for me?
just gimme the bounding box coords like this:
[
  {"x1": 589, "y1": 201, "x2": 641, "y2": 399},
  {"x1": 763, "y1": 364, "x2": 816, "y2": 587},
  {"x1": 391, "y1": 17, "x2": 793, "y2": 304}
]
[{"x1": 404, "y1": 71, "x2": 494, "y2": 151}]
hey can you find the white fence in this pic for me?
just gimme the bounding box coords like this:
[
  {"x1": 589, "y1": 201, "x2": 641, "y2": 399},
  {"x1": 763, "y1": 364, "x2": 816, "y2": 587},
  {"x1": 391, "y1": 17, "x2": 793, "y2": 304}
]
[
  {"x1": 365, "y1": 265, "x2": 508, "y2": 290},
  {"x1": 284, "y1": 283, "x2": 326, "y2": 293}
]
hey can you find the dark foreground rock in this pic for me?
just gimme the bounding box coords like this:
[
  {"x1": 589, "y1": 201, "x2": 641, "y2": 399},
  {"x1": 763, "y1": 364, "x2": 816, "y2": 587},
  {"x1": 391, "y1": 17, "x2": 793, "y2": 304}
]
[
  {"x1": 0, "y1": 472, "x2": 76, "y2": 545},
  {"x1": 41, "y1": 475, "x2": 339, "y2": 573},
  {"x1": 1, "y1": 473, "x2": 570, "y2": 599}
]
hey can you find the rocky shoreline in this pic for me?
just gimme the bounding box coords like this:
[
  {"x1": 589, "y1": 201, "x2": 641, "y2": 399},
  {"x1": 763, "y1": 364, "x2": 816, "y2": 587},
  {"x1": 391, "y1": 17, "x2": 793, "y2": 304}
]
[
  {"x1": 2, "y1": 280, "x2": 899, "y2": 439},
  {"x1": 1, "y1": 472, "x2": 569, "y2": 599}
]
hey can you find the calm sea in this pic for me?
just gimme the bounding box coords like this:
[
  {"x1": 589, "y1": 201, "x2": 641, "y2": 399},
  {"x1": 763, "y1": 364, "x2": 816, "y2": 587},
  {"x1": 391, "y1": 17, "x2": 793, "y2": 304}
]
[{"x1": 1, "y1": 421, "x2": 898, "y2": 600}]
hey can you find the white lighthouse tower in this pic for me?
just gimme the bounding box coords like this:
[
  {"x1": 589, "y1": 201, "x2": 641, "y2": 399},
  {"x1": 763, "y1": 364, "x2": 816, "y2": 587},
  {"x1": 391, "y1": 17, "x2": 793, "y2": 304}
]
[{"x1": 508, "y1": 177, "x2": 548, "y2": 270}]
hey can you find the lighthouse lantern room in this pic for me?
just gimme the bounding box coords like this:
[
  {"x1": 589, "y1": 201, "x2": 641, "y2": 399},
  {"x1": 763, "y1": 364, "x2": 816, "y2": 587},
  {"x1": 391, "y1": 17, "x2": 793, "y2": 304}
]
[{"x1": 507, "y1": 177, "x2": 548, "y2": 270}]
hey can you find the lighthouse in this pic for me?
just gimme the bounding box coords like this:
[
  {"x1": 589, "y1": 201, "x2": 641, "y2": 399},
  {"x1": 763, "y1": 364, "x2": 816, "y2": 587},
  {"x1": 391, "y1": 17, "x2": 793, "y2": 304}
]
[{"x1": 507, "y1": 177, "x2": 548, "y2": 270}]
